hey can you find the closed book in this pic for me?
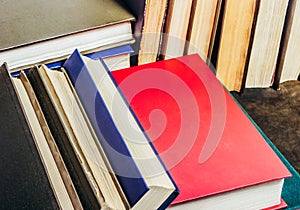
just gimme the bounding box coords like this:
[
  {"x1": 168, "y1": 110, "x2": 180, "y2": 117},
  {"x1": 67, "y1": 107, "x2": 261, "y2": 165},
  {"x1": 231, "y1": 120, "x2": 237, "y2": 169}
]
[
  {"x1": 0, "y1": 63, "x2": 65, "y2": 209},
  {"x1": 112, "y1": 54, "x2": 292, "y2": 209},
  {"x1": 161, "y1": 0, "x2": 193, "y2": 59},
  {"x1": 45, "y1": 45, "x2": 134, "y2": 71},
  {"x1": 63, "y1": 49, "x2": 179, "y2": 209},
  {"x1": 122, "y1": 0, "x2": 168, "y2": 65},
  {"x1": 0, "y1": 0, "x2": 134, "y2": 71},
  {"x1": 26, "y1": 67, "x2": 100, "y2": 209}
]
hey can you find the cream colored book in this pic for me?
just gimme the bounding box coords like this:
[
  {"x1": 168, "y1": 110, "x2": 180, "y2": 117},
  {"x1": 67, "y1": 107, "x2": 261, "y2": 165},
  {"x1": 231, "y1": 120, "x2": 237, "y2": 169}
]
[
  {"x1": 278, "y1": 0, "x2": 300, "y2": 84},
  {"x1": 11, "y1": 76, "x2": 78, "y2": 210},
  {"x1": 216, "y1": 0, "x2": 257, "y2": 91},
  {"x1": 36, "y1": 65, "x2": 128, "y2": 210},
  {"x1": 161, "y1": 0, "x2": 193, "y2": 59},
  {"x1": 245, "y1": 0, "x2": 289, "y2": 88},
  {"x1": 186, "y1": 0, "x2": 221, "y2": 62}
]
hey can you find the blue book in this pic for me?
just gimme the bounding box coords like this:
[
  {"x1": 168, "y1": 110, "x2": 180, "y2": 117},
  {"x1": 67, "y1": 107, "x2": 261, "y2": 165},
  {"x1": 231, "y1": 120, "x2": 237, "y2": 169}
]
[{"x1": 63, "y1": 49, "x2": 179, "y2": 209}]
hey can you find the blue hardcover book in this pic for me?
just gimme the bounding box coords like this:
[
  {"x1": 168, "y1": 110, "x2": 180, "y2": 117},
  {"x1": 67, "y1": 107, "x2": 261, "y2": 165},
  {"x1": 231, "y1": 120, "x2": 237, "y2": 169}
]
[{"x1": 63, "y1": 49, "x2": 178, "y2": 209}]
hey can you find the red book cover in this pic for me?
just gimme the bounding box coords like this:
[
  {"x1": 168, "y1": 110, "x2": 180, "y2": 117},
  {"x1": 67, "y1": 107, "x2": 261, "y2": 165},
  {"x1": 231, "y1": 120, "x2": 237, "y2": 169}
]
[{"x1": 111, "y1": 54, "x2": 291, "y2": 208}]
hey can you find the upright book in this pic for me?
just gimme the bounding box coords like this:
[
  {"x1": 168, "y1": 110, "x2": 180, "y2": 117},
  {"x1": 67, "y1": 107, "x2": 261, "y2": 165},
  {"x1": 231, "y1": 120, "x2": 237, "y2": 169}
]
[
  {"x1": 63, "y1": 50, "x2": 179, "y2": 209},
  {"x1": 112, "y1": 54, "x2": 292, "y2": 209},
  {"x1": 186, "y1": 0, "x2": 222, "y2": 62},
  {"x1": 0, "y1": 0, "x2": 134, "y2": 71},
  {"x1": 245, "y1": 0, "x2": 289, "y2": 88},
  {"x1": 161, "y1": 0, "x2": 193, "y2": 59},
  {"x1": 216, "y1": 0, "x2": 257, "y2": 91},
  {"x1": 0, "y1": 63, "x2": 80, "y2": 209},
  {"x1": 122, "y1": 0, "x2": 168, "y2": 65},
  {"x1": 275, "y1": 0, "x2": 300, "y2": 86}
]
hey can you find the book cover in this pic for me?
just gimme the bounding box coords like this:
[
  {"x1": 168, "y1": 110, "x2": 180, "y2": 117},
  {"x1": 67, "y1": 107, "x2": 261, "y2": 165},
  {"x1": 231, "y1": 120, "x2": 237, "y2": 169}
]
[
  {"x1": 112, "y1": 54, "x2": 292, "y2": 209},
  {"x1": 0, "y1": 63, "x2": 59, "y2": 209},
  {"x1": 63, "y1": 49, "x2": 178, "y2": 209}
]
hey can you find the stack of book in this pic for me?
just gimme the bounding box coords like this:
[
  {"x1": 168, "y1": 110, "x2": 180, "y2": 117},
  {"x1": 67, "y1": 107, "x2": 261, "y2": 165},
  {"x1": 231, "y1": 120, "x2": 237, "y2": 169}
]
[
  {"x1": 2, "y1": 48, "x2": 296, "y2": 209},
  {"x1": 0, "y1": 0, "x2": 135, "y2": 72},
  {"x1": 1, "y1": 0, "x2": 299, "y2": 209}
]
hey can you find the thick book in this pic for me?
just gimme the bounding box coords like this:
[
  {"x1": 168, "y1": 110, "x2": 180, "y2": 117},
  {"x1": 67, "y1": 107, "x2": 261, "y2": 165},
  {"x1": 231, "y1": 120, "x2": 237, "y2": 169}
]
[
  {"x1": 161, "y1": 0, "x2": 193, "y2": 59},
  {"x1": 122, "y1": 0, "x2": 168, "y2": 65},
  {"x1": 0, "y1": 63, "x2": 73, "y2": 209},
  {"x1": 0, "y1": 0, "x2": 134, "y2": 71},
  {"x1": 275, "y1": 0, "x2": 300, "y2": 86},
  {"x1": 216, "y1": 0, "x2": 257, "y2": 91},
  {"x1": 111, "y1": 54, "x2": 292, "y2": 209},
  {"x1": 186, "y1": 0, "x2": 221, "y2": 62},
  {"x1": 31, "y1": 64, "x2": 128, "y2": 209},
  {"x1": 245, "y1": 0, "x2": 289, "y2": 88},
  {"x1": 63, "y1": 49, "x2": 179, "y2": 209},
  {"x1": 26, "y1": 66, "x2": 100, "y2": 209}
]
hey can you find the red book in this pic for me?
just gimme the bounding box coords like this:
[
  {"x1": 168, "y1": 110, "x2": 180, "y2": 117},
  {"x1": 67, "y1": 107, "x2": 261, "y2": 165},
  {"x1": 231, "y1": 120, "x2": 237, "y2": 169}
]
[{"x1": 112, "y1": 54, "x2": 291, "y2": 209}]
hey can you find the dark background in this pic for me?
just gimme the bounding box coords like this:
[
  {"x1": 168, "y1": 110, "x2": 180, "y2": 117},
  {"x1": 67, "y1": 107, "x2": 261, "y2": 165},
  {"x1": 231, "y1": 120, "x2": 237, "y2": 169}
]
[{"x1": 231, "y1": 80, "x2": 300, "y2": 173}]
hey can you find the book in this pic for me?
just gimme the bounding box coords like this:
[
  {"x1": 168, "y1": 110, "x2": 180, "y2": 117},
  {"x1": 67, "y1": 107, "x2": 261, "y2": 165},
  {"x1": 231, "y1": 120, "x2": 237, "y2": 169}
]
[
  {"x1": 45, "y1": 45, "x2": 134, "y2": 71},
  {"x1": 0, "y1": 0, "x2": 134, "y2": 71},
  {"x1": 0, "y1": 63, "x2": 76, "y2": 209},
  {"x1": 63, "y1": 49, "x2": 179, "y2": 210},
  {"x1": 111, "y1": 54, "x2": 292, "y2": 209},
  {"x1": 185, "y1": 0, "x2": 222, "y2": 62},
  {"x1": 245, "y1": 0, "x2": 289, "y2": 88},
  {"x1": 31, "y1": 64, "x2": 128, "y2": 209},
  {"x1": 26, "y1": 66, "x2": 100, "y2": 209},
  {"x1": 160, "y1": 0, "x2": 193, "y2": 59},
  {"x1": 216, "y1": 0, "x2": 257, "y2": 91},
  {"x1": 89, "y1": 45, "x2": 134, "y2": 71},
  {"x1": 275, "y1": 0, "x2": 300, "y2": 86},
  {"x1": 122, "y1": 0, "x2": 168, "y2": 65}
]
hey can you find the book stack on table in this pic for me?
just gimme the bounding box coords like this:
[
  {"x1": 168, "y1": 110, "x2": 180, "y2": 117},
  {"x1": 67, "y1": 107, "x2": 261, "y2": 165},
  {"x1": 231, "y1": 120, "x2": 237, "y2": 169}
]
[{"x1": 1, "y1": 0, "x2": 299, "y2": 209}]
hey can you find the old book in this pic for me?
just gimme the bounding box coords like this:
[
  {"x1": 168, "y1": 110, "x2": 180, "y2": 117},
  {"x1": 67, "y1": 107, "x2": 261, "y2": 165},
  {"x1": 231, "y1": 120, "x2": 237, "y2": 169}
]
[
  {"x1": 26, "y1": 67, "x2": 100, "y2": 209},
  {"x1": 63, "y1": 50, "x2": 179, "y2": 209},
  {"x1": 0, "y1": 63, "x2": 70, "y2": 209},
  {"x1": 161, "y1": 0, "x2": 193, "y2": 59},
  {"x1": 17, "y1": 71, "x2": 83, "y2": 209},
  {"x1": 112, "y1": 54, "x2": 291, "y2": 209},
  {"x1": 35, "y1": 64, "x2": 128, "y2": 210},
  {"x1": 122, "y1": 0, "x2": 168, "y2": 65},
  {"x1": 11, "y1": 76, "x2": 79, "y2": 210},
  {"x1": 186, "y1": 0, "x2": 222, "y2": 62},
  {"x1": 276, "y1": 0, "x2": 300, "y2": 85},
  {"x1": 245, "y1": 0, "x2": 289, "y2": 88},
  {"x1": 216, "y1": 0, "x2": 257, "y2": 91},
  {"x1": 0, "y1": 0, "x2": 134, "y2": 71}
]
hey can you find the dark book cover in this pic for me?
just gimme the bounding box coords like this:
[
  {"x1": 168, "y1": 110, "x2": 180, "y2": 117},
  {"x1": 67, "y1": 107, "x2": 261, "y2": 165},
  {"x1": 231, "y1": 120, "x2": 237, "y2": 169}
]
[{"x1": 0, "y1": 63, "x2": 59, "y2": 209}]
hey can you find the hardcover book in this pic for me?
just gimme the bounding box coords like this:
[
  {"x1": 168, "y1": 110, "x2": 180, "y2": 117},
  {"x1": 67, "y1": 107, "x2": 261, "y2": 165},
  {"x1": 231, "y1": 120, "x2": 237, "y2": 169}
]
[
  {"x1": 0, "y1": 0, "x2": 134, "y2": 71},
  {"x1": 63, "y1": 49, "x2": 179, "y2": 209},
  {"x1": 0, "y1": 63, "x2": 77, "y2": 209},
  {"x1": 112, "y1": 54, "x2": 292, "y2": 209}
]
